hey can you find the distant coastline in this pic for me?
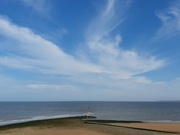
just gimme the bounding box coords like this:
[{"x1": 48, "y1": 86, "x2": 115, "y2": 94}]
[{"x1": 156, "y1": 100, "x2": 180, "y2": 102}]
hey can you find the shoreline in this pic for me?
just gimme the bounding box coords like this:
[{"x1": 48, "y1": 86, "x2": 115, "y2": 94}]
[
  {"x1": 2, "y1": 115, "x2": 180, "y2": 127},
  {"x1": 0, "y1": 116, "x2": 95, "y2": 129},
  {"x1": 0, "y1": 116, "x2": 180, "y2": 135},
  {"x1": 0, "y1": 114, "x2": 88, "y2": 127}
]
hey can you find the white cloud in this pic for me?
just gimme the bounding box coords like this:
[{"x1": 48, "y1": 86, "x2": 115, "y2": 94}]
[
  {"x1": 83, "y1": 0, "x2": 165, "y2": 79},
  {"x1": 27, "y1": 84, "x2": 79, "y2": 91},
  {"x1": 0, "y1": 16, "x2": 101, "y2": 74},
  {"x1": 1, "y1": 72, "x2": 180, "y2": 101},
  {"x1": 86, "y1": 0, "x2": 131, "y2": 40},
  {"x1": 85, "y1": 37, "x2": 164, "y2": 78},
  {"x1": 21, "y1": 0, "x2": 50, "y2": 16},
  {"x1": 155, "y1": 1, "x2": 180, "y2": 39},
  {"x1": 134, "y1": 76, "x2": 154, "y2": 84},
  {"x1": 0, "y1": 0, "x2": 165, "y2": 78},
  {"x1": 0, "y1": 6, "x2": 165, "y2": 79},
  {"x1": 0, "y1": 0, "x2": 169, "y2": 101}
]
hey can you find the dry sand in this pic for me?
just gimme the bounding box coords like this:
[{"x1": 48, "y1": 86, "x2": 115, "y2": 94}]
[{"x1": 109, "y1": 122, "x2": 180, "y2": 133}]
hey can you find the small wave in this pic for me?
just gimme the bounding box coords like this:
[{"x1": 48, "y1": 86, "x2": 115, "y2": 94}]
[
  {"x1": 83, "y1": 112, "x2": 94, "y2": 116},
  {"x1": 0, "y1": 114, "x2": 84, "y2": 126}
]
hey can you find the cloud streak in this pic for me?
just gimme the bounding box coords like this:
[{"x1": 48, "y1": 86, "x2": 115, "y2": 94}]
[
  {"x1": 1, "y1": 0, "x2": 179, "y2": 101},
  {"x1": 0, "y1": 0, "x2": 165, "y2": 80},
  {"x1": 155, "y1": 0, "x2": 180, "y2": 39},
  {"x1": 84, "y1": 0, "x2": 165, "y2": 79},
  {"x1": 0, "y1": 0, "x2": 165, "y2": 79},
  {"x1": 0, "y1": 16, "x2": 101, "y2": 74},
  {"x1": 27, "y1": 84, "x2": 79, "y2": 91},
  {"x1": 21, "y1": 0, "x2": 50, "y2": 16},
  {"x1": 86, "y1": 0, "x2": 131, "y2": 40}
]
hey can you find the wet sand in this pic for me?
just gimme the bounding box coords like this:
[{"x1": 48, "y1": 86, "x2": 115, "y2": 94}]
[{"x1": 109, "y1": 122, "x2": 180, "y2": 134}]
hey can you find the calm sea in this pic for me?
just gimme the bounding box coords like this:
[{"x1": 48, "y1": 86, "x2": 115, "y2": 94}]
[{"x1": 0, "y1": 102, "x2": 180, "y2": 126}]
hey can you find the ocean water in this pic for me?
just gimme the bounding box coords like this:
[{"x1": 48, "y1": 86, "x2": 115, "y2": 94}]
[{"x1": 0, "y1": 101, "x2": 180, "y2": 126}]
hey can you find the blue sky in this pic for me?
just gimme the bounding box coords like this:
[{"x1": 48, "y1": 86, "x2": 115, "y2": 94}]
[{"x1": 0, "y1": 0, "x2": 180, "y2": 101}]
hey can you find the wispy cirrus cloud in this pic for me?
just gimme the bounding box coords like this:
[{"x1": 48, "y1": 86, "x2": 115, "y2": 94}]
[
  {"x1": 0, "y1": 0, "x2": 179, "y2": 101},
  {"x1": 0, "y1": 0, "x2": 165, "y2": 85},
  {"x1": 155, "y1": 0, "x2": 180, "y2": 39},
  {"x1": 1, "y1": 72, "x2": 180, "y2": 101},
  {"x1": 86, "y1": 0, "x2": 131, "y2": 40},
  {"x1": 21, "y1": 0, "x2": 51, "y2": 16},
  {"x1": 27, "y1": 84, "x2": 79, "y2": 91},
  {"x1": 0, "y1": 16, "x2": 101, "y2": 74},
  {"x1": 0, "y1": 0, "x2": 165, "y2": 80},
  {"x1": 83, "y1": 0, "x2": 165, "y2": 79}
]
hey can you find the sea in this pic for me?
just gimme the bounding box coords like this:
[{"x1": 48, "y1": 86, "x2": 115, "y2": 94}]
[{"x1": 0, "y1": 101, "x2": 180, "y2": 126}]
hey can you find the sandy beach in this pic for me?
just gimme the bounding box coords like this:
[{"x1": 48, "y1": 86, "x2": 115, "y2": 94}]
[
  {"x1": 109, "y1": 122, "x2": 180, "y2": 133},
  {"x1": 0, "y1": 116, "x2": 179, "y2": 135}
]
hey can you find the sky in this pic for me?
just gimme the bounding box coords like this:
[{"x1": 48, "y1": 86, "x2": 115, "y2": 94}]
[{"x1": 0, "y1": 0, "x2": 180, "y2": 101}]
